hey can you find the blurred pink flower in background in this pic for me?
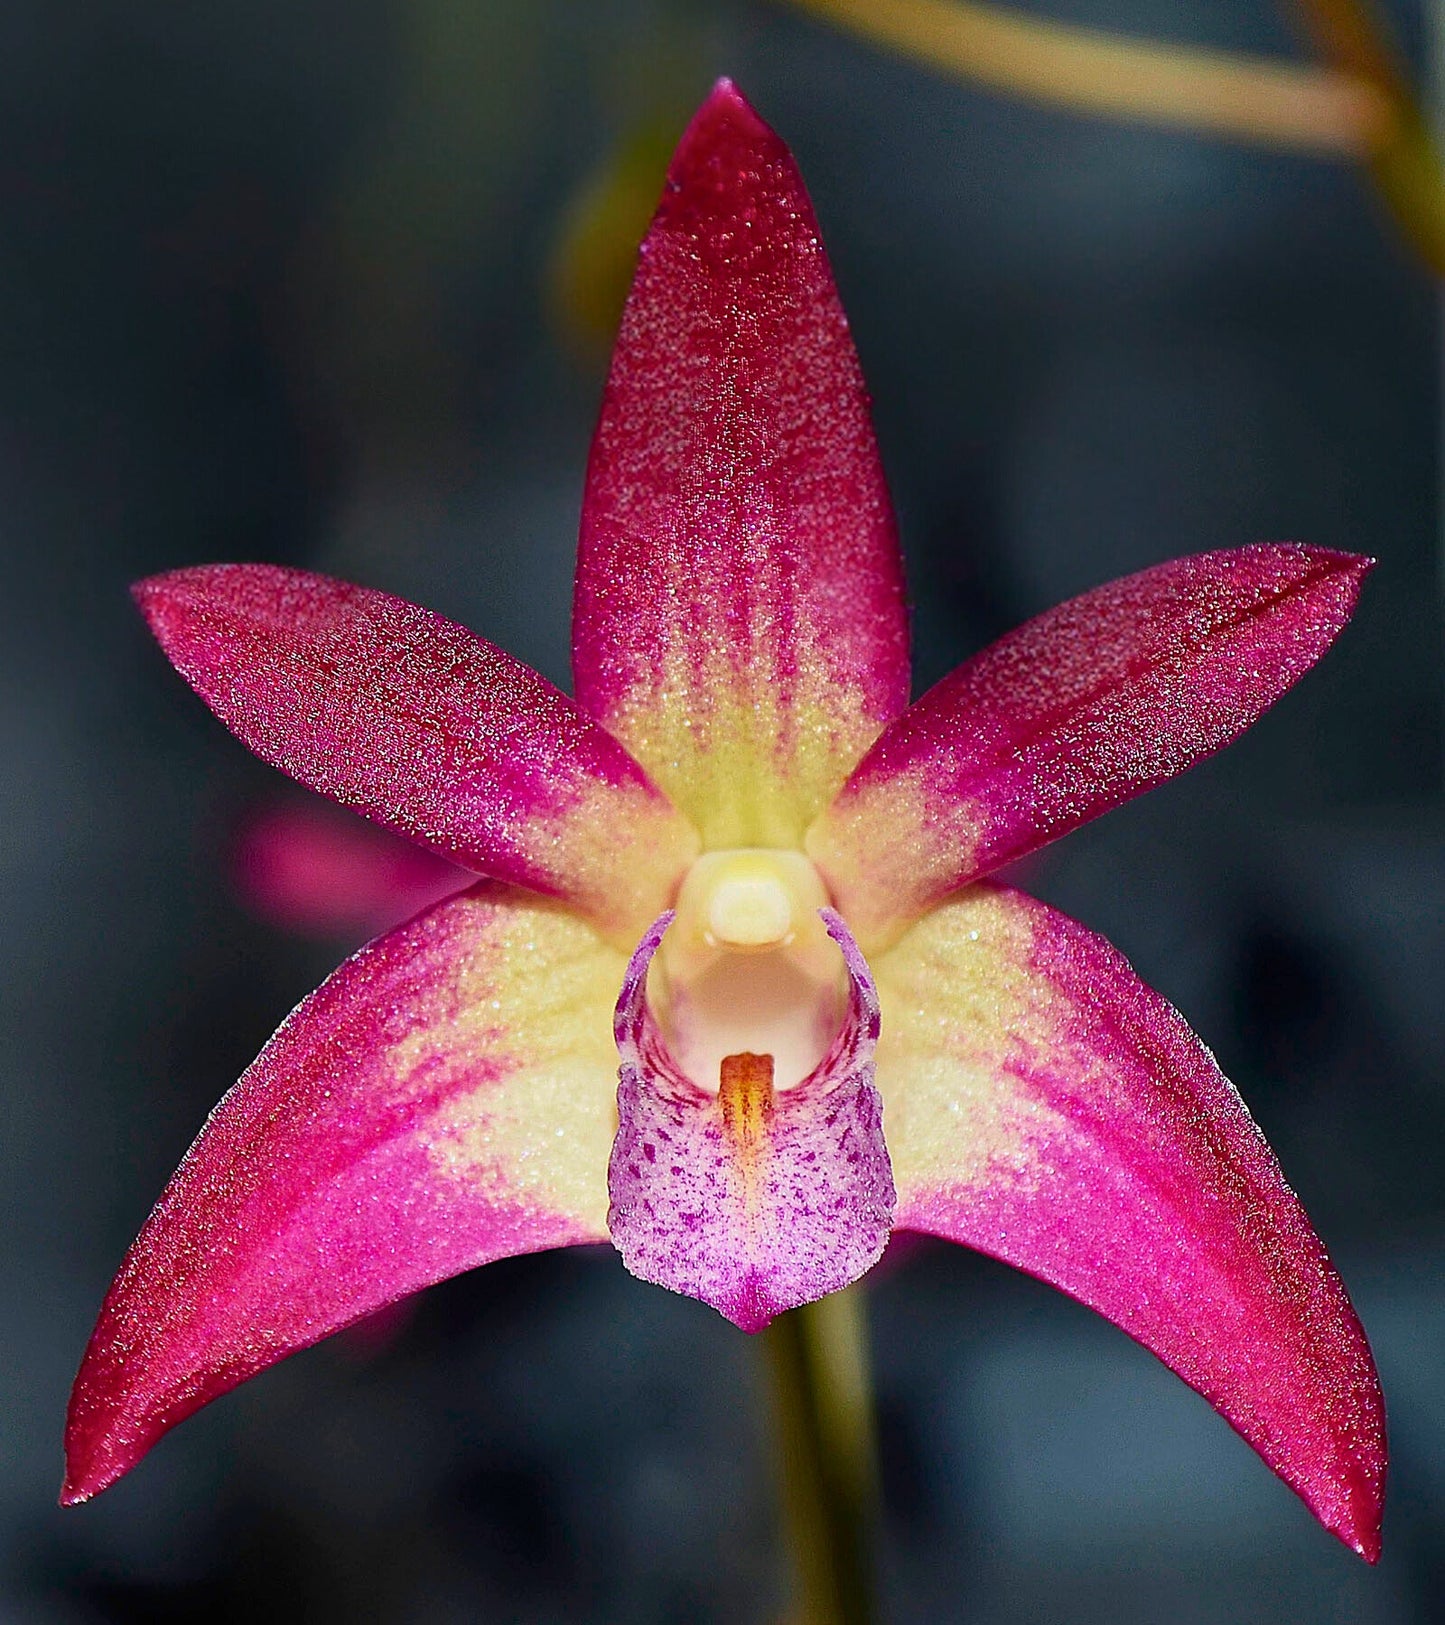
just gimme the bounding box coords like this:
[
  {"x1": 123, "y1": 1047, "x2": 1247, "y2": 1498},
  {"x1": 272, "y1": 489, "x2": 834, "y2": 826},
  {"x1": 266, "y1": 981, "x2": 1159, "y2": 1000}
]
[{"x1": 231, "y1": 798, "x2": 466, "y2": 941}]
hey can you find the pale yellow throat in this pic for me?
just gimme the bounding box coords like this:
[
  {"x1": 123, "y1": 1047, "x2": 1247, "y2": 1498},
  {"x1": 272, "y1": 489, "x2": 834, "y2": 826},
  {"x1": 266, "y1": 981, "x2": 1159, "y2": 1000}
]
[{"x1": 654, "y1": 849, "x2": 845, "y2": 1091}]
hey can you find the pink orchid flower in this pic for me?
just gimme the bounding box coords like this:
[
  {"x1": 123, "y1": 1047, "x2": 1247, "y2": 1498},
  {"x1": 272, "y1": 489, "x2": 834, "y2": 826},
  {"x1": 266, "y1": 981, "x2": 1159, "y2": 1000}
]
[{"x1": 65, "y1": 80, "x2": 1385, "y2": 1558}]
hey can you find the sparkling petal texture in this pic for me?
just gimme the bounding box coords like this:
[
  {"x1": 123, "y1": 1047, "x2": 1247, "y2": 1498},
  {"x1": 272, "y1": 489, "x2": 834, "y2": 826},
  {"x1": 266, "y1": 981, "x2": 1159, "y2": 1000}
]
[
  {"x1": 136, "y1": 565, "x2": 699, "y2": 936},
  {"x1": 809, "y1": 546, "x2": 1371, "y2": 943},
  {"x1": 876, "y1": 884, "x2": 1386, "y2": 1558},
  {"x1": 573, "y1": 80, "x2": 910, "y2": 848},
  {"x1": 608, "y1": 910, "x2": 895, "y2": 1332},
  {"x1": 71, "y1": 81, "x2": 1385, "y2": 1551},
  {"x1": 63, "y1": 884, "x2": 622, "y2": 1504}
]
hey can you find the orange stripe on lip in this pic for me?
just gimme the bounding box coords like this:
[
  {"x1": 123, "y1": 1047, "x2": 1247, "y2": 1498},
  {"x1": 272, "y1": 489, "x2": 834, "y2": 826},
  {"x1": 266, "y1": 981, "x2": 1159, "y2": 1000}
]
[{"x1": 719, "y1": 1052, "x2": 775, "y2": 1156}]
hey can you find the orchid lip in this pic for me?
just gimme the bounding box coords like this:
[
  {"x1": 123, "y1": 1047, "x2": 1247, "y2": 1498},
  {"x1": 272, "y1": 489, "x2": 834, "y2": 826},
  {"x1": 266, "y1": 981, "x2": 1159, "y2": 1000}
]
[{"x1": 607, "y1": 900, "x2": 894, "y2": 1332}]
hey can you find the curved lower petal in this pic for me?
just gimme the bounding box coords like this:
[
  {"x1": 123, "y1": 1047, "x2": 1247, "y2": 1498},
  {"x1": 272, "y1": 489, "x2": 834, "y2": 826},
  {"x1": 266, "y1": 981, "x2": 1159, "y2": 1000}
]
[
  {"x1": 64, "y1": 884, "x2": 624, "y2": 1504},
  {"x1": 608, "y1": 911, "x2": 895, "y2": 1331},
  {"x1": 810, "y1": 546, "x2": 1370, "y2": 944},
  {"x1": 875, "y1": 884, "x2": 1385, "y2": 1559},
  {"x1": 136, "y1": 565, "x2": 698, "y2": 938},
  {"x1": 573, "y1": 82, "x2": 910, "y2": 847}
]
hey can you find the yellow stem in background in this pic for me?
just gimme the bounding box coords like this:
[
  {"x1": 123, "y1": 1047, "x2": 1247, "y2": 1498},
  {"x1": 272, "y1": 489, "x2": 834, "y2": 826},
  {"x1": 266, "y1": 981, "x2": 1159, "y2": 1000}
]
[
  {"x1": 782, "y1": 0, "x2": 1386, "y2": 153},
  {"x1": 762, "y1": 1288, "x2": 878, "y2": 1625},
  {"x1": 548, "y1": 119, "x2": 681, "y2": 357},
  {"x1": 1290, "y1": 0, "x2": 1405, "y2": 86},
  {"x1": 1289, "y1": 0, "x2": 1445, "y2": 272}
]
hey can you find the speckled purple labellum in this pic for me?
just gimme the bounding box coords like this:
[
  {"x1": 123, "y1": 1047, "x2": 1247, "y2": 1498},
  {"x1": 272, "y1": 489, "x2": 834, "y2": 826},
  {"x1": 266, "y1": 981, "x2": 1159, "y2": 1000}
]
[{"x1": 607, "y1": 909, "x2": 895, "y2": 1331}]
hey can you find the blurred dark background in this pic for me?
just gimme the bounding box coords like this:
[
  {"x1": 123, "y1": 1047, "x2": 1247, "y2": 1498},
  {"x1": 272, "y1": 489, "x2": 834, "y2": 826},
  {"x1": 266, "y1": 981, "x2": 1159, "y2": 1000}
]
[{"x1": 3, "y1": 0, "x2": 1442, "y2": 1619}]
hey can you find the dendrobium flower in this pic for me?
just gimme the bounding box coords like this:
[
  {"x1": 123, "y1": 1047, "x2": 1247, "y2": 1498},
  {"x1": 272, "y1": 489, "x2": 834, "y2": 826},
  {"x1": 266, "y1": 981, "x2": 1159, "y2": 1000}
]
[{"x1": 65, "y1": 81, "x2": 1386, "y2": 1558}]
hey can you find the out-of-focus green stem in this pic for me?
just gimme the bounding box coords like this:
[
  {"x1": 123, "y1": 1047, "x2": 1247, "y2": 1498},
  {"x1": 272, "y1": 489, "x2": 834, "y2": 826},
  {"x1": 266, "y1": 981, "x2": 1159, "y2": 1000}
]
[
  {"x1": 762, "y1": 1288, "x2": 878, "y2": 1625},
  {"x1": 781, "y1": 0, "x2": 1385, "y2": 153},
  {"x1": 1289, "y1": 0, "x2": 1445, "y2": 273},
  {"x1": 783, "y1": 0, "x2": 1445, "y2": 276}
]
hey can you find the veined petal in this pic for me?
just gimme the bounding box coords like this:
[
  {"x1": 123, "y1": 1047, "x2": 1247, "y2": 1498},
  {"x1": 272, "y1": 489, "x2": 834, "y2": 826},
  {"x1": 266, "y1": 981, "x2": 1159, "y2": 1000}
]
[
  {"x1": 64, "y1": 884, "x2": 624, "y2": 1504},
  {"x1": 608, "y1": 911, "x2": 895, "y2": 1331},
  {"x1": 573, "y1": 81, "x2": 910, "y2": 848},
  {"x1": 810, "y1": 546, "x2": 1371, "y2": 944},
  {"x1": 875, "y1": 884, "x2": 1385, "y2": 1559},
  {"x1": 136, "y1": 565, "x2": 699, "y2": 937}
]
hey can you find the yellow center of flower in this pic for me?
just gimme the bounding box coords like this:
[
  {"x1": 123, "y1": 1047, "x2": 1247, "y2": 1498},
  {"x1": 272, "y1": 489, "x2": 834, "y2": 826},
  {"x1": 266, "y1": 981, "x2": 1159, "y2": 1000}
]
[{"x1": 655, "y1": 850, "x2": 844, "y2": 1091}]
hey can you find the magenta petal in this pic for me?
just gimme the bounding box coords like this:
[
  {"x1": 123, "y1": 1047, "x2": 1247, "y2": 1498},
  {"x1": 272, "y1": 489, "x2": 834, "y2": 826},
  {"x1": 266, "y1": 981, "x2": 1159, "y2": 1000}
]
[
  {"x1": 810, "y1": 545, "x2": 1371, "y2": 941},
  {"x1": 573, "y1": 80, "x2": 910, "y2": 847},
  {"x1": 64, "y1": 884, "x2": 624, "y2": 1503},
  {"x1": 878, "y1": 885, "x2": 1385, "y2": 1558},
  {"x1": 608, "y1": 911, "x2": 896, "y2": 1332},
  {"x1": 135, "y1": 565, "x2": 698, "y2": 934}
]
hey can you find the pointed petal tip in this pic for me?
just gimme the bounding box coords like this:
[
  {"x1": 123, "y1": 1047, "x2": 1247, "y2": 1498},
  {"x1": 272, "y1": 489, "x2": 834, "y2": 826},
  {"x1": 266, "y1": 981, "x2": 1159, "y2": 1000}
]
[
  {"x1": 1333, "y1": 1451, "x2": 1386, "y2": 1564},
  {"x1": 129, "y1": 566, "x2": 176, "y2": 619},
  {"x1": 58, "y1": 1431, "x2": 125, "y2": 1508},
  {"x1": 131, "y1": 562, "x2": 217, "y2": 598},
  {"x1": 1282, "y1": 541, "x2": 1376, "y2": 628},
  {"x1": 1271, "y1": 543, "x2": 1375, "y2": 621},
  {"x1": 717, "y1": 1275, "x2": 776, "y2": 1334},
  {"x1": 671, "y1": 77, "x2": 782, "y2": 181},
  {"x1": 694, "y1": 76, "x2": 763, "y2": 128},
  {"x1": 131, "y1": 571, "x2": 188, "y2": 651},
  {"x1": 1294, "y1": 542, "x2": 1375, "y2": 583},
  {"x1": 130, "y1": 563, "x2": 238, "y2": 642},
  {"x1": 1352, "y1": 1526, "x2": 1383, "y2": 1565},
  {"x1": 1327, "y1": 1488, "x2": 1383, "y2": 1562},
  {"x1": 58, "y1": 1471, "x2": 112, "y2": 1509}
]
